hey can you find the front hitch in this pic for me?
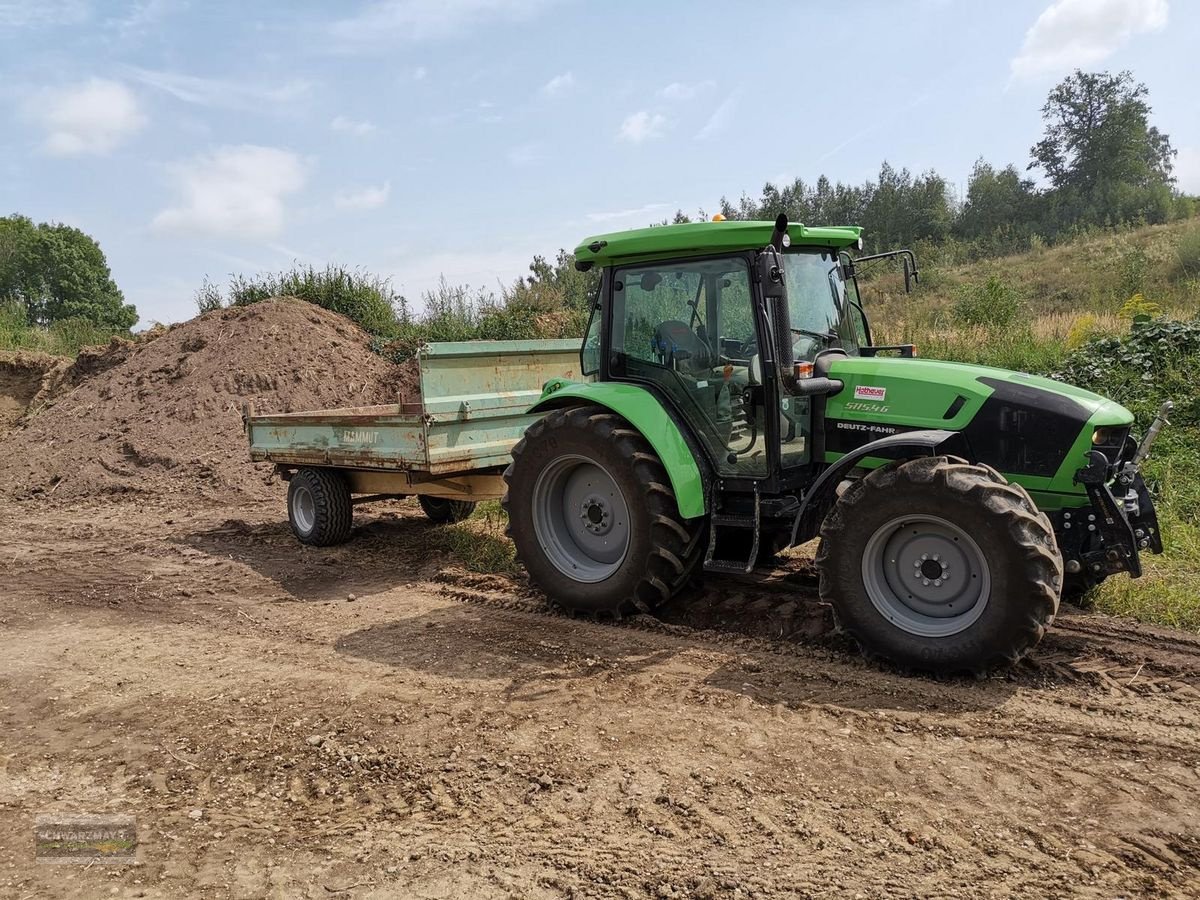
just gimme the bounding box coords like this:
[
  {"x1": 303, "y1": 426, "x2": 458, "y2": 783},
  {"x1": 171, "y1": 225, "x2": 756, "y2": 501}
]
[{"x1": 1067, "y1": 401, "x2": 1173, "y2": 579}]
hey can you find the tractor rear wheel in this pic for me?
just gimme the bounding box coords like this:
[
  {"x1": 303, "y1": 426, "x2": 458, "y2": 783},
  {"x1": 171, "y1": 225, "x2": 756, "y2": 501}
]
[
  {"x1": 418, "y1": 495, "x2": 477, "y2": 524},
  {"x1": 815, "y1": 456, "x2": 1061, "y2": 674},
  {"x1": 502, "y1": 405, "x2": 702, "y2": 617}
]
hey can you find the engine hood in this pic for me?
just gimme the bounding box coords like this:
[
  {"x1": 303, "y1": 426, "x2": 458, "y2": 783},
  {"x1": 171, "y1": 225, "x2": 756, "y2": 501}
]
[{"x1": 823, "y1": 356, "x2": 1133, "y2": 490}]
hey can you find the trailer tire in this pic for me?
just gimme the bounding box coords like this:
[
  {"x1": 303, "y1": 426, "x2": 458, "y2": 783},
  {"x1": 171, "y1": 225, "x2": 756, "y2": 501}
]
[
  {"x1": 288, "y1": 468, "x2": 353, "y2": 547},
  {"x1": 503, "y1": 404, "x2": 702, "y2": 617},
  {"x1": 418, "y1": 496, "x2": 477, "y2": 524},
  {"x1": 816, "y1": 456, "x2": 1061, "y2": 674}
]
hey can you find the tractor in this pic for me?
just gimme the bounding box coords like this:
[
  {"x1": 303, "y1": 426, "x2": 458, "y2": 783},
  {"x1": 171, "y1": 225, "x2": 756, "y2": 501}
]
[{"x1": 502, "y1": 215, "x2": 1170, "y2": 673}]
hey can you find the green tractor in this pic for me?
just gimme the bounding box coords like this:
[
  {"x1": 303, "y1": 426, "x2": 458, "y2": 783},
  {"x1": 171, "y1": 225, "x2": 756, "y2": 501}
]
[{"x1": 502, "y1": 216, "x2": 1170, "y2": 674}]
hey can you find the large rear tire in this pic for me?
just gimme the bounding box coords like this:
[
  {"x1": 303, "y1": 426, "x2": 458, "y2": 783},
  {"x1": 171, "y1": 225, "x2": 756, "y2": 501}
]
[
  {"x1": 288, "y1": 468, "x2": 353, "y2": 547},
  {"x1": 502, "y1": 405, "x2": 703, "y2": 617},
  {"x1": 815, "y1": 456, "x2": 1061, "y2": 674}
]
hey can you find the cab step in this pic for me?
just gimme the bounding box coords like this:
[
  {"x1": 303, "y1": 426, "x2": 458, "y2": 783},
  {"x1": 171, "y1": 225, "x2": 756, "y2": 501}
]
[{"x1": 703, "y1": 492, "x2": 761, "y2": 575}]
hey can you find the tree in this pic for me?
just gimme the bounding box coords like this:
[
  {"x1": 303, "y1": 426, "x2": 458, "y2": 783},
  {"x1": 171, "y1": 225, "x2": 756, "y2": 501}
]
[
  {"x1": 1030, "y1": 70, "x2": 1175, "y2": 216},
  {"x1": 0, "y1": 214, "x2": 136, "y2": 330},
  {"x1": 958, "y1": 159, "x2": 1040, "y2": 241}
]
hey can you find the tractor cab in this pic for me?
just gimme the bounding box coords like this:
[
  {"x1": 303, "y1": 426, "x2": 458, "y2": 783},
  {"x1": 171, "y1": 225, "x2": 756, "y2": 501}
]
[{"x1": 574, "y1": 216, "x2": 906, "y2": 487}]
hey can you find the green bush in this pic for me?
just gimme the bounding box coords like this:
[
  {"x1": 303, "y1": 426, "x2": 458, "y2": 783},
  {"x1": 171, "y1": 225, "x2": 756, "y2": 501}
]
[
  {"x1": 197, "y1": 265, "x2": 402, "y2": 337},
  {"x1": 1175, "y1": 226, "x2": 1200, "y2": 281},
  {"x1": 1052, "y1": 319, "x2": 1200, "y2": 428},
  {"x1": 951, "y1": 275, "x2": 1023, "y2": 327},
  {"x1": 0, "y1": 299, "x2": 129, "y2": 356},
  {"x1": 1116, "y1": 246, "x2": 1149, "y2": 299}
]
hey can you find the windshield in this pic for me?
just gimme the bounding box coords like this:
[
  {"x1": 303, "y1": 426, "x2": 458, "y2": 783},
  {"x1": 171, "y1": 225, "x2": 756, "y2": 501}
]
[{"x1": 782, "y1": 250, "x2": 860, "y2": 357}]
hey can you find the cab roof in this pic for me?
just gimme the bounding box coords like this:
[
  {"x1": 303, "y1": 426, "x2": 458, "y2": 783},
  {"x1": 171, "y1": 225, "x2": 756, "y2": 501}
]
[{"x1": 573, "y1": 220, "x2": 863, "y2": 268}]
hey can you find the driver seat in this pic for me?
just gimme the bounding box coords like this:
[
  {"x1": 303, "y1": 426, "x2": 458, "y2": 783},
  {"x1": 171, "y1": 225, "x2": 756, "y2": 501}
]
[{"x1": 654, "y1": 320, "x2": 712, "y2": 374}]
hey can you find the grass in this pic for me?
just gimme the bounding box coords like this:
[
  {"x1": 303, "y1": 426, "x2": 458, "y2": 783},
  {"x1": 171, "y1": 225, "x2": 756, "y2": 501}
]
[
  {"x1": 427, "y1": 501, "x2": 519, "y2": 575},
  {"x1": 0, "y1": 303, "x2": 129, "y2": 357}
]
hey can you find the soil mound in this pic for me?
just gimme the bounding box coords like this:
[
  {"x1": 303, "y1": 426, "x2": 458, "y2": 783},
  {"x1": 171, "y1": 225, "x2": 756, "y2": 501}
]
[
  {"x1": 0, "y1": 298, "x2": 409, "y2": 502},
  {"x1": 0, "y1": 351, "x2": 62, "y2": 433}
]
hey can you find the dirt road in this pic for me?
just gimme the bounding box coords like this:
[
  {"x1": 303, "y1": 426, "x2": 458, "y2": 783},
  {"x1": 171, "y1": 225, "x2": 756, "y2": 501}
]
[{"x1": 3, "y1": 496, "x2": 1200, "y2": 898}]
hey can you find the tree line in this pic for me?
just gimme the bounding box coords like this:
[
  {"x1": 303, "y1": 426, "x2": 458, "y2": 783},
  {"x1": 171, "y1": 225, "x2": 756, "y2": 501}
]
[
  {"x1": 691, "y1": 70, "x2": 1190, "y2": 255},
  {"x1": 2, "y1": 68, "x2": 1194, "y2": 337}
]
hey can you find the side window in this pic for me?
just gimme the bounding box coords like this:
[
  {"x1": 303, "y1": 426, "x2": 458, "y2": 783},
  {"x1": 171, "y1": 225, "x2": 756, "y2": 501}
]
[
  {"x1": 611, "y1": 256, "x2": 765, "y2": 477},
  {"x1": 580, "y1": 296, "x2": 601, "y2": 376}
]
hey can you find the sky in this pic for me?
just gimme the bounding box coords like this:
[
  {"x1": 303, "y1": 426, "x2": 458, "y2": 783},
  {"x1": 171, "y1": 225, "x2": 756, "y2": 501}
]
[{"x1": 1, "y1": 0, "x2": 1198, "y2": 327}]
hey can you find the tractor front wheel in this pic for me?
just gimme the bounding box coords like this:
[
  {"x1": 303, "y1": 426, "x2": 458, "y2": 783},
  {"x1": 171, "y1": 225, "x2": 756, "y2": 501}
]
[
  {"x1": 816, "y1": 456, "x2": 1062, "y2": 674},
  {"x1": 502, "y1": 405, "x2": 702, "y2": 617}
]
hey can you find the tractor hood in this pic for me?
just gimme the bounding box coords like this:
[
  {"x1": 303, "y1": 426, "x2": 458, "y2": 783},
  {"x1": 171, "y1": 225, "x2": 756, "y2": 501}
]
[{"x1": 823, "y1": 356, "x2": 1133, "y2": 491}]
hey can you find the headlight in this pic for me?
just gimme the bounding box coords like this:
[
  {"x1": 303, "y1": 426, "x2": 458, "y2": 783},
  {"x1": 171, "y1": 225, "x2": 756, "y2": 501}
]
[{"x1": 1092, "y1": 427, "x2": 1112, "y2": 446}]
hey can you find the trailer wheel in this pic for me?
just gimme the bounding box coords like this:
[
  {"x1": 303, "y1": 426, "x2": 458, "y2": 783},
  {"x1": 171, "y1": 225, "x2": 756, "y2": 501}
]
[
  {"x1": 503, "y1": 405, "x2": 702, "y2": 617},
  {"x1": 418, "y1": 496, "x2": 477, "y2": 524},
  {"x1": 288, "y1": 468, "x2": 353, "y2": 546},
  {"x1": 816, "y1": 456, "x2": 1061, "y2": 674}
]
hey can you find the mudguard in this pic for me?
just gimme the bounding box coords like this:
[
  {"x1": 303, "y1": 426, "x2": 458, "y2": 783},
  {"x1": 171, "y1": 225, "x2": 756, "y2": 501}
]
[
  {"x1": 529, "y1": 379, "x2": 706, "y2": 519},
  {"x1": 791, "y1": 429, "x2": 971, "y2": 545}
]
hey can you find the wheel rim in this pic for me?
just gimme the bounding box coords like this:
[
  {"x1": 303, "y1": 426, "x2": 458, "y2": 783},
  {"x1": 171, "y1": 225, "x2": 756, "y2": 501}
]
[
  {"x1": 861, "y1": 514, "x2": 990, "y2": 638},
  {"x1": 532, "y1": 454, "x2": 630, "y2": 583},
  {"x1": 291, "y1": 484, "x2": 316, "y2": 534}
]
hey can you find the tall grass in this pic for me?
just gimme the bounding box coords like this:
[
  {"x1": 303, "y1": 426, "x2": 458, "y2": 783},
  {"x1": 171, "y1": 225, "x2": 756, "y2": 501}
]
[
  {"x1": 0, "y1": 301, "x2": 128, "y2": 357},
  {"x1": 197, "y1": 266, "x2": 589, "y2": 361}
]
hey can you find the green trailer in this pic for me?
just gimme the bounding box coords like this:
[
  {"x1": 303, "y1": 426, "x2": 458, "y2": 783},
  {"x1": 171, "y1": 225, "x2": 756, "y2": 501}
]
[{"x1": 243, "y1": 338, "x2": 581, "y2": 542}]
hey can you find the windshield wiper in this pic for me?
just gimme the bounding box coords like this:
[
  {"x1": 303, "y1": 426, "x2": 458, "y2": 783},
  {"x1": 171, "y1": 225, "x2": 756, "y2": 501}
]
[{"x1": 791, "y1": 327, "x2": 838, "y2": 344}]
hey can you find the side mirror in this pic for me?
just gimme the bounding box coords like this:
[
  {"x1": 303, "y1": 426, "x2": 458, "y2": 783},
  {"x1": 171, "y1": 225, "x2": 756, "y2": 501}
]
[{"x1": 758, "y1": 249, "x2": 786, "y2": 300}]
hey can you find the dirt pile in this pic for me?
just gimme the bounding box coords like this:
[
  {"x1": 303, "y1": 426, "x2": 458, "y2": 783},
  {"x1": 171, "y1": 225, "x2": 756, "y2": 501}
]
[
  {"x1": 0, "y1": 298, "x2": 410, "y2": 502},
  {"x1": 0, "y1": 351, "x2": 61, "y2": 432}
]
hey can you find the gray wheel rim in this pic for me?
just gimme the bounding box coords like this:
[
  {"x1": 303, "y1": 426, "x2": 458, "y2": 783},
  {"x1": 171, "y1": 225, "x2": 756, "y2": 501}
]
[
  {"x1": 861, "y1": 514, "x2": 990, "y2": 638},
  {"x1": 532, "y1": 454, "x2": 630, "y2": 583},
  {"x1": 291, "y1": 484, "x2": 316, "y2": 534}
]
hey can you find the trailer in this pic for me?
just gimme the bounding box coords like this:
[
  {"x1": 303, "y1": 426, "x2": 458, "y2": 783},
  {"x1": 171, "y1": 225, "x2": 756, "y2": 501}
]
[{"x1": 244, "y1": 339, "x2": 581, "y2": 543}]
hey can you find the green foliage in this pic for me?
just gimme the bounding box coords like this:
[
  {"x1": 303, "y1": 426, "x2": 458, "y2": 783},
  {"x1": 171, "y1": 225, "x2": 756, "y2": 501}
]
[
  {"x1": 1118, "y1": 292, "x2": 1161, "y2": 321},
  {"x1": 0, "y1": 300, "x2": 122, "y2": 356},
  {"x1": 1116, "y1": 247, "x2": 1150, "y2": 299},
  {"x1": 0, "y1": 214, "x2": 136, "y2": 330},
  {"x1": 1174, "y1": 226, "x2": 1200, "y2": 281},
  {"x1": 1031, "y1": 70, "x2": 1175, "y2": 194},
  {"x1": 951, "y1": 275, "x2": 1023, "y2": 327},
  {"x1": 197, "y1": 265, "x2": 402, "y2": 337},
  {"x1": 1052, "y1": 319, "x2": 1200, "y2": 427},
  {"x1": 958, "y1": 160, "x2": 1039, "y2": 243}
]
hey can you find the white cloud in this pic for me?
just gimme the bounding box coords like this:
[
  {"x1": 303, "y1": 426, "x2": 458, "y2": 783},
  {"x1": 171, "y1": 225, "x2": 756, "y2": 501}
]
[
  {"x1": 617, "y1": 110, "x2": 666, "y2": 144},
  {"x1": 1175, "y1": 147, "x2": 1200, "y2": 195},
  {"x1": 507, "y1": 143, "x2": 545, "y2": 166},
  {"x1": 541, "y1": 71, "x2": 574, "y2": 97},
  {"x1": 331, "y1": 0, "x2": 554, "y2": 45},
  {"x1": 0, "y1": 0, "x2": 87, "y2": 27},
  {"x1": 32, "y1": 78, "x2": 146, "y2": 156},
  {"x1": 330, "y1": 115, "x2": 376, "y2": 136},
  {"x1": 413, "y1": 65, "x2": 428, "y2": 80},
  {"x1": 586, "y1": 202, "x2": 674, "y2": 224},
  {"x1": 1011, "y1": 0, "x2": 1169, "y2": 80},
  {"x1": 123, "y1": 65, "x2": 311, "y2": 110},
  {"x1": 695, "y1": 92, "x2": 737, "y2": 141},
  {"x1": 658, "y1": 80, "x2": 714, "y2": 102},
  {"x1": 152, "y1": 145, "x2": 308, "y2": 240},
  {"x1": 108, "y1": 0, "x2": 183, "y2": 40},
  {"x1": 333, "y1": 181, "x2": 391, "y2": 210}
]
